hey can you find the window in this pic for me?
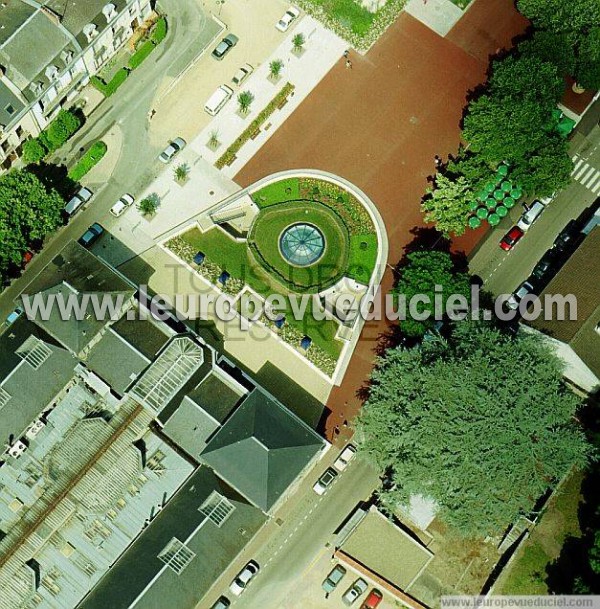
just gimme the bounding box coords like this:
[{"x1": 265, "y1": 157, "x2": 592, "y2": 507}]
[
  {"x1": 4, "y1": 104, "x2": 14, "y2": 115},
  {"x1": 199, "y1": 491, "x2": 235, "y2": 527},
  {"x1": 0, "y1": 386, "x2": 10, "y2": 409},
  {"x1": 15, "y1": 126, "x2": 24, "y2": 139},
  {"x1": 16, "y1": 336, "x2": 52, "y2": 370},
  {"x1": 158, "y1": 538, "x2": 195, "y2": 575}
]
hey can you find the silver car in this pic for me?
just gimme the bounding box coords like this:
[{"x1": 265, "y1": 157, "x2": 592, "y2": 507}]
[
  {"x1": 212, "y1": 34, "x2": 239, "y2": 60},
  {"x1": 159, "y1": 137, "x2": 186, "y2": 163},
  {"x1": 506, "y1": 281, "x2": 534, "y2": 310},
  {"x1": 342, "y1": 578, "x2": 369, "y2": 605}
]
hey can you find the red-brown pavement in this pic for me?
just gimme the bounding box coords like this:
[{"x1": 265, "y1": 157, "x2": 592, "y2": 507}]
[{"x1": 235, "y1": 0, "x2": 528, "y2": 443}]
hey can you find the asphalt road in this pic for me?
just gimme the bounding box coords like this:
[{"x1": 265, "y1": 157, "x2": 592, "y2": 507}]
[
  {"x1": 469, "y1": 125, "x2": 600, "y2": 297},
  {"x1": 0, "y1": 0, "x2": 221, "y2": 321},
  {"x1": 203, "y1": 458, "x2": 380, "y2": 609}
]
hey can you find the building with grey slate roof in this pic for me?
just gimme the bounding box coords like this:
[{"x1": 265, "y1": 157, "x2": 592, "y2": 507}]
[{"x1": 0, "y1": 0, "x2": 153, "y2": 172}]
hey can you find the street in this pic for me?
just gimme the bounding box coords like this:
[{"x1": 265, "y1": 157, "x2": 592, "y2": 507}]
[{"x1": 201, "y1": 456, "x2": 381, "y2": 609}]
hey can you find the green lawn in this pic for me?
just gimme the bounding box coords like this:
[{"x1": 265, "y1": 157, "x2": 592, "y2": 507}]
[
  {"x1": 249, "y1": 200, "x2": 349, "y2": 291},
  {"x1": 348, "y1": 234, "x2": 378, "y2": 285},
  {"x1": 307, "y1": 0, "x2": 375, "y2": 35},
  {"x1": 253, "y1": 179, "x2": 301, "y2": 208},
  {"x1": 180, "y1": 227, "x2": 342, "y2": 358},
  {"x1": 495, "y1": 471, "x2": 584, "y2": 594}
]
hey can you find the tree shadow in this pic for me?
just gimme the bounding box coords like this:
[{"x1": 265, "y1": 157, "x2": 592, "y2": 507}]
[{"x1": 27, "y1": 162, "x2": 78, "y2": 201}]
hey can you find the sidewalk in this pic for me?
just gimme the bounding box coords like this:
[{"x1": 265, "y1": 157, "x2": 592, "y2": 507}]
[
  {"x1": 404, "y1": 0, "x2": 464, "y2": 37},
  {"x1": 189, "y1": 15, "x2": 347, "y2": 178}
]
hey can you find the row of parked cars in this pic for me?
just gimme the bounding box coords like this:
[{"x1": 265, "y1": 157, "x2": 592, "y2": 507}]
[{"x1": 323, "y1": 565, "x2": 383, "y2": 608}]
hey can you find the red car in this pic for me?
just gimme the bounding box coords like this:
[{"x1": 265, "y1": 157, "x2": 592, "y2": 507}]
[
  {"x1": 360, "y1": 589, "x2": 383, "y2": 609},
  {"x1": 499, "y1": 226, "x2": 524, "y2": 251}
]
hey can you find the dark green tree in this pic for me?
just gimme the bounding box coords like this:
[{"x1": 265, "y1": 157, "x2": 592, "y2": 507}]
[
  {"x1": 393, "y1": 250, "x2": 471, "y2": 337},
  {"x1": 0, "y1": 169, "x2": 64, "y2": 274},
  {"x1": 43, "y1": 109, "x2": 82, "y2": 152},
  {"x1": 137, "y1": 193, "x2": 160, "y2": 216},
  {"x1": 519, "y1": 31, "x2": 576, "y2": 78},
  {"x1": 22, "y1": 138, "x2": 47, "y2": 164},
  {"x1": 357, "y1": 321, "x2": 589, "y2": 537}
]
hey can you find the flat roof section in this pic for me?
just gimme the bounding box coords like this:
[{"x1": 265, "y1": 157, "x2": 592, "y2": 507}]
[{"x1": 341, "y1": 507, "x2": 433, "y2": 592}]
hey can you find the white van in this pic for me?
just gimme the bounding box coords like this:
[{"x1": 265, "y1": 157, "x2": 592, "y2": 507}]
[
  {"x1": 517, "y1": 200, "x2": 545, "y2": 232},
  {"x1": 205, "y1": 85, "x2": 233, "y2": 116}
]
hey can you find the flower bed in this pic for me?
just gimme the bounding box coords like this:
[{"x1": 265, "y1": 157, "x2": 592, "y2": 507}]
[
  {"x1": 295, "y1": 0, "x2": 407, "y2": 51},
  {"x1": 215, "y1": 83, "x2": 295, "y2": 169}
]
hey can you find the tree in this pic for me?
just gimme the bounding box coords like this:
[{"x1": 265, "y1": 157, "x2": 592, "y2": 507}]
[
  {"x1": 446, "y1": 148, "x2": 492, "y2": 188},
  {"x1": 393, "y1": 250, "x2": 471, "y2": 337},
  {"x1": 269, "y1": 59, "x2": 284, "y2": 79},
  {"x1": 488, "y1": 55, "x2": 563, "y2": 106},
  {"x1": 207, "y1": 130, "x2": 220, "y2": 149},
  {"x1": 173, "y1": 163, "x2": 190, "y2": 182},
  {"x1": 510, "y1": 134, "x2": 573, "y2": 196},
  {"x1": 22, "y1": 138, "x2": 47, "y2": 165},
  {"x1": 519, "y1": 31, "x2": 576, "y2": 79},
  {"x1": 0, "y1": 169, "x2": 64, "y2": 276},
  {"x1": 422, "y1": 174, "x2": 475, "y2": 237},
  {"x1": 137, "y1": 193, "x2": 160, "y2": 216},
  {"x1": 237, "y1": 90, "x2": 254, "y2": 114},
  {"x1": 43, "y1": 109, "x2": 82, "y2": 151},
  {"x1": 292, "y1": 33, "x2": 305, "y2": 52},
  {"x1": 357, "y1": 321, "x2": 589, "y2": 537}
]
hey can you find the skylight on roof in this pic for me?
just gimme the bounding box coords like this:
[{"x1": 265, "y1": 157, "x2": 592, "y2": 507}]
[
  {"x1": 158, "y1": 537, "x2": 196, "y2": 575},
  {"x1": 0, "y1": 386, "x2": 10, "y2": 410},
  {"x1": 199, "y1": 491, "x2": 235, "y2": 527},
  {"x1": 16, "y1": 336, "x2": 52, "y2": 370}
]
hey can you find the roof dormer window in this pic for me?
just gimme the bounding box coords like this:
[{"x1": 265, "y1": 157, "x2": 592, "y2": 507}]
[
  {"x1": 83, "y1": 23, "x2": 98, "y2": 43},
  {"x1": 44, "y1": 65, "x2": 59, "y2": 81},
  {"x1": 102, "y1": 3, "x2": 116, "y2": 22}
]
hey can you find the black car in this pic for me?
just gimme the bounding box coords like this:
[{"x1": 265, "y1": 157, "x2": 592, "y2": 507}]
[
  {"x1": 211, "y1": 34, "x2": 239, "y2": 60},
  {"x1": 553, "y1": 219, "x2": 582, "y2": 252},
  {"x1": 78, "y1": 223, "x2": 104, "y2": 248},
  {"x1": 531, "y1": 250, "x2": 557, "y2": 282}
]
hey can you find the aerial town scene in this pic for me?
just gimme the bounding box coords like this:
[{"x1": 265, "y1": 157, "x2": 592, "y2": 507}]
[{"x1": 0, "y1": 0, "x2": 599, "y2": 608}]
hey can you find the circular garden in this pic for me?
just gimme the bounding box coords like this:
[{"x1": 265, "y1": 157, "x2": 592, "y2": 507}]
[{"x1": 249, "y1": 199, "x2": 351, "y2": 291}]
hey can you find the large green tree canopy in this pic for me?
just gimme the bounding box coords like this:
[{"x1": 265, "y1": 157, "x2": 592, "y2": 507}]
[
  {"x1": 358, "y1": 322, "x2": 589, "y2": 537},
  {"x1": 0, "y1": 169, "x2": 64, "y2": 280}
]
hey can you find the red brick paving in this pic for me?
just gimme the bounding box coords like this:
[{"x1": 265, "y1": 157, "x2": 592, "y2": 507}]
[{"x1": 235, "y1": 1, "x2": 528, "y2": 442}]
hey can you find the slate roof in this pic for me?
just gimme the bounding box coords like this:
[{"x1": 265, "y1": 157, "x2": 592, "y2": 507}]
[
  {"x1": 0, "y1": 80, "x2": 25, "y2": 127},
  {"x1": 111, "y1": 317, "x2": 172, "y2": 360},
  {"x1": 200, "y1": 388, "x2": 325, "y2": 512},
  {"x1": 0, "y1": 0, "x2": 35, "y2": 47},
  {"x1": 85, "y1": 327, "x2": 150, "y2": 396},
  {"x1": 43, "y1": 0, "x2": 129, "y2": 38},
  {"x1": 20, "y1": 242, "x2": 135, "y2": 355},
  {"x1": 79, "y1": 467, "x2": 267, "y2": 609},
  {"x1": 529, "y1": 227, "x2": 600, "y2": 379},
  {"x1": 0, "y1": 316, "x2": 78, "y2": 441}
]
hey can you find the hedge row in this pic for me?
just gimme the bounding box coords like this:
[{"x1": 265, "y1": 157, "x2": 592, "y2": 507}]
[
  {"x1": 68, "y1": 141, "x2": 107, "y2": 181},
  {"x1": 92, "y1": 17, "x2": 168, "y2": 97},
  {"x1": 215, "y1": 83, "x2": 295, "y2": 169},
  {"x1": 22, "y1": 109, "x2": 83, "y2": 164}
]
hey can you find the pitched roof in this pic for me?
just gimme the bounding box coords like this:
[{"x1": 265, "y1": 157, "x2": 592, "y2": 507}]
[
  {"x1": 200, "y1": 389, "x2": 324, "y2": 512},
  {"x1": 529, "y1": 227, "x2": 600, "y2": 378}
]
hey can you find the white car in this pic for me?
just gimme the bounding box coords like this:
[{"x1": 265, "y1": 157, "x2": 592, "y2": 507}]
[
  {"x1": 334, "y1": 444, "x2": 357, "y2": 472},
  {"x1": 517, "y1": 200, "x2": 545, "y2": 232},
  {"x1": 506, "y1": 281, "x2": 534, "y2": 310},
  {"x1": 313, "y1": 467, "x2": 338, "y2": 495},
  {"x1": 159, "y1": 137, "x2": 186, "y2": 163},
  {"x1": 276, "y1": 6, "x2": 300, "y2": 32},
  {"x1": 232, "y1": 63, "x2": 253, "y2": 86},
  {"x1": 109, "y1": 193, "x2": 135, "y2": 217},
  {"x1": 229, "y1": 560, "x2": 259, "y2": 596}
]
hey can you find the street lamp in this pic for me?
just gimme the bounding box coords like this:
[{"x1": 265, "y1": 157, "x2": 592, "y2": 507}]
[{"x1": 216, "y1": 0, "x2": 225, "y2": 15}]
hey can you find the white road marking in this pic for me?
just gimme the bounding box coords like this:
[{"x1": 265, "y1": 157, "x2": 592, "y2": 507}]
[{"x1": 571, "y1": 155, "x2": 600, "y2": 194}]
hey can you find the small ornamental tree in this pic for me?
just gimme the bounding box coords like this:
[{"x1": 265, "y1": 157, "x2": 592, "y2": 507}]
[
  {"x1": 422, "y1": 174, "x2": 475, "y2": 237},
  {"x1": 269, "y1": 59, "x2": 284, "y2": 79},
  {"x1": 237, "y1": 90, "x2": 254, "y2": 114},
  {"x1": 174, "y1": 163, "x2": 190, "y2": 182},
  {"x1": 292, "y1": 33, "x2": 305, "y2": 52},
  {"x1": 137, "y1": 193, "x2": 160, "y2": 216}
]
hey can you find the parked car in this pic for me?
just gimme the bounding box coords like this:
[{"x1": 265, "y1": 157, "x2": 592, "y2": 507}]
[
  {"x1": 313, "y1": 467, "x2": 338, "y2": 495},
  {"x1": 209, "y1": 596, "x2": 231, "y2": 609},
  {"x1": 64, "y1": 186, "x2": 93, "y2": 218},
  {"x1": 159, "y1": 138, "x2": 186, "y2": 163},
  {"x1": 78, "y1": 223, "x2": 104, "y2": 248},
  {"x1": 505, "y1": 281, "x2": 535, "y2": 310},
  {"x1": 110, "y1": 194, "x2": 135, "y2": 217},
  {"x1": 517, "y1": 200, "x2": 545, "y2": 232},
  {"x1": 276, "y1": 6, "x2": 300, "y2": 32},
  {"x1": 212, "y1": 34, "x2": 239, "y2": 60},
  {"x1": 360, "y1": 589, "x2": 383, "y2": 609},
  {"x1": 531, "y1": 250, "x2": 557, "y2": 282},
  {"x1": 6, "y1": 306, "x2": 23, "y2": 325},
  {"x1": 553, "y1": 219, "x2": 582, "y2": 252},
  {"x1": 229, "y1": 560, "x2": 259, "y2": 596},
  {"x1": 342, "y1": 578, "x2": 369, "y2": 606},
  {"x1": 322, "y1": 564, "x2": 347, "y2": 593},
  {"x1": 334, "y1": 444, "x2": 357, "y2": 472},
  {"x1": 500, "y1": 226, "x2": 524, "y2": 251},
  {"x1": 232, "y1": 63, "x2": 253, "y2": 86}
]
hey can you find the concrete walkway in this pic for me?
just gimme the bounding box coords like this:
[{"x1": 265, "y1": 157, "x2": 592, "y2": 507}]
[
  {"x1": 404, "y1": 0, "x2": 464, "y2": 37},
  {"x1": 189, "y1": 15, "x2": 347, "y2": 178}
]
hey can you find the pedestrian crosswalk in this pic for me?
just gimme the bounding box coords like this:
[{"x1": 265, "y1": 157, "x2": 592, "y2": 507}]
[{"x1": 571, "y1": 155, "x2": 600, "y2": 194}]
